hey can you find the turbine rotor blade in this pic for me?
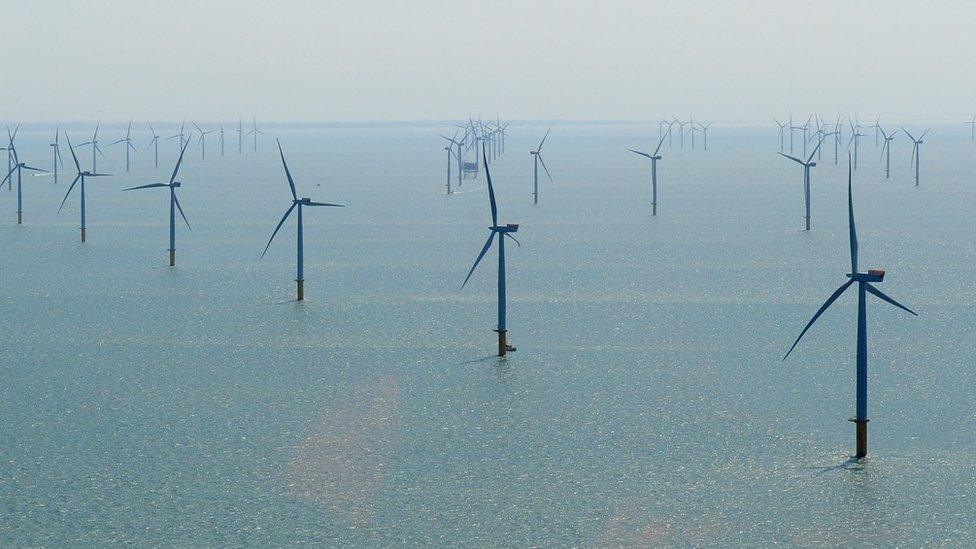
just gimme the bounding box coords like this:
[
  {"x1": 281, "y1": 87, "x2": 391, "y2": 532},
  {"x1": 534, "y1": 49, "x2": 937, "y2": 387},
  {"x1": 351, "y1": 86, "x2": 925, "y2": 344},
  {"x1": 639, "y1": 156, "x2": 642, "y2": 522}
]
[
  {"x1": 123, "y1": 182, "x2": 168, "y2": 191},
  {"x1": 783, "y1": 279, "x2": 856, "y2": 361},
  {"x1": 459, "y1": 232, "x2": 496, "y2": 291},
  {"x1": 260, "y1": 203, "x2": 297, "y2": 258},
  {"x1": 276, "y1": 139, "x2": 298, "y2": 200},
  {"x1": 865, "y1": 283, "x2": 918, "y2": 316},
  {"x1": 59, "y1": 175, "x2": 82, "y2": 212},
  {"x1": 173, "y1": 193, "x2": 191, "y2": 229}
]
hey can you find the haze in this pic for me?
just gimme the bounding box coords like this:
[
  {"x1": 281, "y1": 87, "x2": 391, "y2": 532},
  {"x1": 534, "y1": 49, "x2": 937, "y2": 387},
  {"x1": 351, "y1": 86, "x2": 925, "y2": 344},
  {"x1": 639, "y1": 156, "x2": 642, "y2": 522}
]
[{"x1": 2, "y1": 0, "x2": 973, "y2": 123}]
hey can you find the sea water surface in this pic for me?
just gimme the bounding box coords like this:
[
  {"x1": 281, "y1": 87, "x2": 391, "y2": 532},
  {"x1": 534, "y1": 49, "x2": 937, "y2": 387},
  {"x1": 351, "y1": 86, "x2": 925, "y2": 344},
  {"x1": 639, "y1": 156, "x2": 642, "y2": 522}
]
[{"x1": 1, "y1": 122, "x2": 974, "y2": 545}]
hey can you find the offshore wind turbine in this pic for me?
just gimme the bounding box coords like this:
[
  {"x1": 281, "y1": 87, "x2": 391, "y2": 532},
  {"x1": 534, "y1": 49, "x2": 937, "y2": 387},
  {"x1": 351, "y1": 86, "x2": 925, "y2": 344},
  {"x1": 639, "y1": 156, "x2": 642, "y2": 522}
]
[
  {"x1": 529, "y1": 128, "x2": 553, "y2": 204},
  {"x1": 964, "y1": 115, "x2": 976, "y2": 142},
  {"x1": 879, "y1": 127, "x2": 898, "y2": 179},
  {"x1": 699, "y1": 122, "x2": 712, "y2": 151},
  {"x1": 59, "y1": 134, "x2": 112, "y2": 242},
  {"x1": 109, "y1": 120, "x2": 139, "y2": 172},
  {"x1": 217, "y1": 122, "x2": 226, "y2": 157},
  {"x1": 49, "y1": 128, "x2": 64, "y2": 183},
  {"x1": 124, "y1": 136, "x2": 192, "y2": 267},
  {"x1": 167, "y1": 119, "x2": 188, "y2": 151},
  {"x1": 192, "y1": 122, "x2": 216, "y2": 160},
  {"x1": 902, "y1": 127, "x2": 930, "y2": 187},
  {"x1": 2, "y1": 139, "x2": 47, "y2": 224},
  {"x1": 674, "y1": 118, "x2": 689, "y2": 147},
  {"x1": 868, "y1": 116, "x2": 881, "y2": 147},
  {"x1": 460, "y1": 145, "x2": 520, "y2": 357},
  {"x1": 3, "y1": 124, "x2": 17, "y2": 190},
  {"x1": 773, "y1": 117, "x2": 789, "y2": 151},
  {"x1": 440, "y1": 129, "x2": 462, "y2": 194},
  {"x1": 779, "y1": 136, "x2": 825, "y2": 231},
  {"x1": 847, "y1": 120, "x2": 865, "y2": 170},
  {"x1": 629, "y1": 129, "x2": 670, "y2": 215},
  {"x1": 261, "y1": 139, "x2": 345, "y2": 301},
  {"x1": 247, "y1": 117, "x2": 264, "y2": 152},
  {"x1": 146, "y1": 121, "x2": 161, "y2": 168},
  {"x1": 237, "y1": 118, "x2": 245, "y2": 155},
  {"x1": 784, "y1": 156, "x2": 917, "y2": 459},
  {"x1": 79, "y1": 121, "x2": 106, "y2": 173}
]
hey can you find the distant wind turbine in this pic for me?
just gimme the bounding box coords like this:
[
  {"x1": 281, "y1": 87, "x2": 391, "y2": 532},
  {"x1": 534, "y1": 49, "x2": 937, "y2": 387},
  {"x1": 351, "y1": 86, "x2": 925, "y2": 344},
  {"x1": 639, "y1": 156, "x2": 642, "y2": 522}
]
[
  {"x1": 784, "y1": 155, "x2": 917, "y2": 459},
  {"x1": 3, "y1": 124, "x2": 17, "y2": 190},
  {"x1": 217, "y1": 122, "x2": 226, "y2": 157},
  {"x1": 902, "y1": 127, "x2": 930, "y2": 187},
  {"x1": 124, "y1": 135, "x2": 192, "y2": 266},
  {"x1": 78, "y1": 121, "x2": 106, "y2": 173},
  {"x1": 879, "y1": 127, "x2": 898, "y2": 179},
  {"x1": 847, "y1": 120, "x2": 865, "y2": 170},
  {"x1": 146, "y1": 121, "x2": 161, "y2": 167},
  {"x1": 460, "y1": 144, "x2": 520, "y2": 357},
  {"x1": 629, "y1": 129, "x2": 670, "y2": 215},
  {"x1": 440, "y1": 129, "x2": 462, "y2": 194},
  {"x1": 773, "y1": 117, "x2": 788, "y2": 151},
  {"x1": 192, "y1": 122, "x2": 216, "y2": 160},
  {"x1": 237, "y1": 118, "x2": 245, "y2": 155},
  {"x1": 964, "y1": 115, "x2": 976, "y2": 142},
  {"x1": 109, "y1": 120, "x2": 139, "y2": 173},
  {"x1": 530, "y1": 128, "x2": 553, "y2": 204},
  {"x1": 779, "y1": 136, "x2": 825, "y2": 231},
  {"x1": 49, "y1": 128, "x2": 64, "y2": 183},
  {"x1": 699, "y1": 122, "x2": 712, "y2": 151},
  {"x1": 261, "y1": 139, "x2": 345, "y2": 301},
  {"x1": 59, "y1": 133, "x2": 112, "y2": 242},
  {"x1": 2, "y1": 137, "x2": 47, "y2": 224},
  {"x1": 247, "y1": 117, "x2": 265, "y2": 152},
  {"x1": 167, "y1": 119, "x2": 188, "y2": 151}
]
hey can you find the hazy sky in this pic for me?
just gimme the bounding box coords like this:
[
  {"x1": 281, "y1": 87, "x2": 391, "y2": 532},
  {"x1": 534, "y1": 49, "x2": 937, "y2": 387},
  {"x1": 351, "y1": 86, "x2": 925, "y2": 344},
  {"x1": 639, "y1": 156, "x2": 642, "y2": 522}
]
[{"x1": 3, "y1": 0, "x2": 975, "y2": 123}]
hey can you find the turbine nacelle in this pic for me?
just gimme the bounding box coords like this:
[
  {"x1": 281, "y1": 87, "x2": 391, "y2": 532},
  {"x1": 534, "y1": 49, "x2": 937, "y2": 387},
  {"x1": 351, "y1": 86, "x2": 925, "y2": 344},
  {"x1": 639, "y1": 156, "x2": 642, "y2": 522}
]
[
  {"x1": 298, "y1": 197, "x2": 313, "y2": 205},
  {"x1": 847, "y1": 270, "x2": 885, "y2": 283},
  {"x1": 491, "y1": 224, "x2": 519, "y2": 233},
  {"x1": 171, "y1": 181, "x2": 182, "y2": 188}
]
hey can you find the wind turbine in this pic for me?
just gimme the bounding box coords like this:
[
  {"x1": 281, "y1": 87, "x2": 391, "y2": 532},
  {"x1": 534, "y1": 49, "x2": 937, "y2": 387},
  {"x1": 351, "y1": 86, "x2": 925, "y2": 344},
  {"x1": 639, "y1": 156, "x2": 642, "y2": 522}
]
[
  {"x1": 674, "y1": 118, "x2": 689, "y2": 147},
  {"x1": 902, "y1": 127, "x2": 930, "y2": 187},
  {"x1": 146, "y1": 121, "x2": 161, "y2": 167},
  {"x1": 699, "y1": 122, "x2": 712, "y2": 151},
  {"x1": 2, "y1": 139, "x2": 47, "y2": 224},
  {"x1": 784, "y1": 156, "x2": 917, "y2": 459},
  {"x1": 247, "y1": 117, "x2": 264, "y2": 152},
  {"x1": 964, "y1": 115, "x2": 975, "y2": 142},
  {"x1": 460, "y1": 145, "x2": 520, "y2": 357},
  {"x1": 78, "y1": 121, "x2": 106, "y2": 173},
  {"x1": 687, "y1": 120, "x2": 699, "y2": 149},
  {"x1": 109, "y1": 120, "x2": 139, "y2": 172},
  {"x1": 167, "y1": 119, "x2": 187, "y2": 151},
  {"x1": 124, "y1": 135, "x2": 192, "y2": 266},
  {"x1": 261, "y1": 139, "x2": 345, "y2": 301},
  {"x1": 868, "y1": 116, "x2": 881, "y2": 147},
  {"x1": 3, "y1": 124, "x2": 17, "y2": 190},
  {"x1": 773, "y1": 118, "x2": 789, "y2": 151},
  {"x1": 217, "y1": 122, "x2": 226, "y2": 157},
  {"x1": 779, "y1": 136, "x2": 825, "y2": 231},
  {"x1": 237, "y1": 118, "x2": 245, "y2": 155},
  {"x1": 629, "y1": 129, "x2": 670, "y2": 215},
  {"x1": 49, "y1": 128, "x2": 64, "y2": 183},
  {"x1": 440, "y1": 129, "x2": 462, "y2": 194},
  {"x1": 529, "y1": 128, "x2": 553, "y2": 204},
  {"x1": 192, "y1": 122, "x2": 216, "y2": 160},
  {"x1": 847, "y1": 120, "x2": 865, "y2": 170},
  {"x1": 879, "y1": 127, "x2": 898, "y2": 179},
  {"x1": 59, "y1": 133, "x2": 112, "y2": 242}
]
